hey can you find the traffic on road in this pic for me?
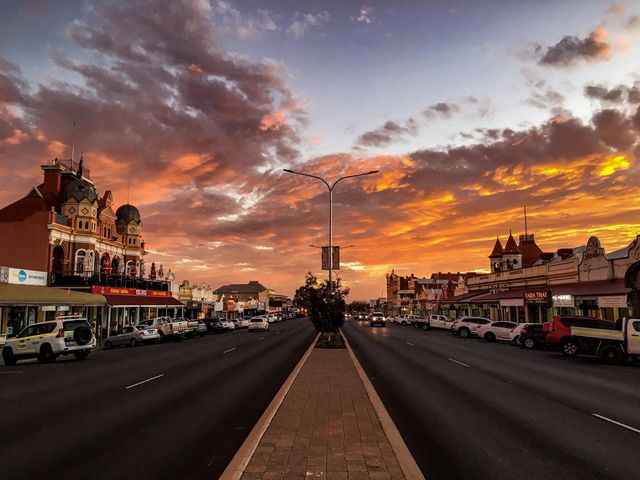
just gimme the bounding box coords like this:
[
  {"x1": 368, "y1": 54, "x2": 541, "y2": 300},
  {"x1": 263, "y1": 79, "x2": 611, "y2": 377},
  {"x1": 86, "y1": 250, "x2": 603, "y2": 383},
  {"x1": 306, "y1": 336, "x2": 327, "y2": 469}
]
[
  {"x1": 343, "y1": 316, "x2": 640, "y2": 480},
  {"x1": 0, "y1": 316, "x2": 314, "y2": 479}
]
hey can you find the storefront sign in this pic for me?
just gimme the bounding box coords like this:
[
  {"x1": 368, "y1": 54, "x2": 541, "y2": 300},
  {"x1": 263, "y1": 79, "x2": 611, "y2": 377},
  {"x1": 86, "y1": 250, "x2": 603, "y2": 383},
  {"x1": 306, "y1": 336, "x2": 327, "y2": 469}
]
[
  {"x1": 523, "y1": 289, "x2": 551, "y2": 305},
  {"x1": 500, "y1": 299, "x2": 524, "y2": 307},
  {"x1": 552, "y1": 294, "x2": 575, "y2": 308},
  {"x1": 7, "y1": 268, "x2": 47, "y2": 286},
  {"x1": 91, "y1": 286, "x2": 171, "y2": 297},
  {"x1": 597, "y1": 295, "x2": 628, "y2": 308}
]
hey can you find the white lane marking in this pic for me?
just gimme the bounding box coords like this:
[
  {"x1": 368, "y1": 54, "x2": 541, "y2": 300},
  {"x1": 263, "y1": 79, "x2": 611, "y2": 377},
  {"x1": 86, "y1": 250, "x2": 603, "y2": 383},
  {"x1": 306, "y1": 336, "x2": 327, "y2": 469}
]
[
  {"x1": 447, "y1": 358, "x2": 470, "y2": 368},
  {"x1": 259, "y1": 337, "x2": 265, "y2": 341},
  {"x1": 125, "y1": 374, "x2": 164, "y2": 390},
  {"x1": 592, "y1": 413, "x2": 640, "y2": 434},
  {"x1": 224, "y1": 347, "x2": 237, "y2": 354},
  {"x1": 406, "y1": 342, "x2": 414, "y2": 346},
  {"x1": 276, "y1": 331, "x2": 281, "y2": 335}
]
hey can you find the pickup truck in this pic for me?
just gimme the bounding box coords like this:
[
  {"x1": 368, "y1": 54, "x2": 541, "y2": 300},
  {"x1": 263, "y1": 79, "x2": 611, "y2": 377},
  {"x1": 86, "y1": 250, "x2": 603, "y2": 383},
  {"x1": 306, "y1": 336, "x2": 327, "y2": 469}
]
[
  {"x1": 180, "y1": 317, "x2": 200, "y2": 338},
  {"x1": 139, "y1": 316, "x2": 188, "y2": 341},
  {"x1": 570, "y1": 317, "x2": 640, "y2": 364}
]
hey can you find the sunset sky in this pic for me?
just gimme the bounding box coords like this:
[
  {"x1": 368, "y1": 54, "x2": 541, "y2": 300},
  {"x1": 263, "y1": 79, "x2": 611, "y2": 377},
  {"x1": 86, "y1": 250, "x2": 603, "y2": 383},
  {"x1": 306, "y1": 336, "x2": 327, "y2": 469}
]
[{"x1": 1, "y1": 0, "x2": 640, "y2": 300}]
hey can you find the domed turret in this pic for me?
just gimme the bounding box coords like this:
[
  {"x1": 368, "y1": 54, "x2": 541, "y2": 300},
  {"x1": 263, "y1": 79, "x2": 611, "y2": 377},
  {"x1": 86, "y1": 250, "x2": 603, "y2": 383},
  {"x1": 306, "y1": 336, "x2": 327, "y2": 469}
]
[
  {"x1": 64, "y1": 178, "x2": 97, "y2": 203},
  {"x1": 116, "y1": 204, "x2": 141, "y2": 224}
]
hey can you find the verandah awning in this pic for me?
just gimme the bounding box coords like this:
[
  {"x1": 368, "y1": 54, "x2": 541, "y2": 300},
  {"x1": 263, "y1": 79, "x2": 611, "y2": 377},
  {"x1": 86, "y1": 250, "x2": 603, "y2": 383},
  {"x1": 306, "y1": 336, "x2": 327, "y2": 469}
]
[
  {"x1": 103, "y1": 294, "x2": 184, "y2": 308},
  {"x1": 0, "y1": 284, "x2": 106, "y2": 306}
]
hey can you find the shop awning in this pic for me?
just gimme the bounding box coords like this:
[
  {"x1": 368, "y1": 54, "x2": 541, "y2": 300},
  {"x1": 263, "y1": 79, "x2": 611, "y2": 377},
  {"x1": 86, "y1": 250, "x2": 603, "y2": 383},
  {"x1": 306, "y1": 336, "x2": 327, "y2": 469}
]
[
  {"x1": 104, "y1": 294, "x2": 184, "y2": 307},
  {"x1": 470, "y1": 289, "x2": 528, "y2": 303},
  {"x1": 551, "y1": 280, "x2": 629, "y2": 297},
  {"x1": 439, "y1": 290, "x2": 489, "y2": 304},
  {"x1": 0, "y1": 284, "x2": 107, "y2": 306}
]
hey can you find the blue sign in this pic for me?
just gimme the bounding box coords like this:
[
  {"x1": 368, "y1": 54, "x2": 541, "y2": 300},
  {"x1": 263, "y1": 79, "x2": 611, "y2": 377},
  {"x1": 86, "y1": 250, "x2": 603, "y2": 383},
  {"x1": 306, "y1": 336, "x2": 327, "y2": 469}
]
[{"x1": 18, "y1": 270, "x2": 27, "y2": 282}]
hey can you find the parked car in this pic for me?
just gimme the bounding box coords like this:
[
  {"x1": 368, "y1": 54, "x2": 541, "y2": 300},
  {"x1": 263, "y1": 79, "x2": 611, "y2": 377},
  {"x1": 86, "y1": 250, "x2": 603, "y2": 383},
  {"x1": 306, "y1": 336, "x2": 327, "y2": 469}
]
[
  {"x1": 248, "y1": 316, "x2": 269, "y2": 331},
  {"x1": 426, "y1": 314, "x2": 455, "y2": 331},
  {"x1": 219, "y1": 319, "x2": 235, "y2": 330},
  {"x1": 396, "y1": 315, "x2": 412, "y2": 326},
  {"x1": 195, "y1": 321, "x2": 207, "y2": 337},
  {"x1": 370, "y1": 312, "x2": 387, "y2": 327},
  {"x1": 519, "y1": 324, "x2": 547, "y2": 349},
  {"x1": 508, "y1": 323, "x2": 532, "y2": 345},
  {"x1": 138, "y1": 316, "x2": 187, "y2": 341},
  {"x1": 451, "y1": 316, "x2": 492, "y2": 338},
  {"x1": 237, "y1": 317, "x2": 250, "y2": 328},
  {"x1": 543, "y1": 315, "x2": 617, "y2": 356},
  {"x1": 475, "y1": 321, "x2": 519, "y2": 342},
  {"x1": 204, "y1": 318, "x2": 226, "y2": 334},
  {"x1": 104, "y1": 325, "x2": 160, "y2": 349},
  {"x1": 2, "y1": 317, "x2": 95, "y2": 365},
  {"x1": 181, "y1": 317, "x2": 199, "y2": 338}
]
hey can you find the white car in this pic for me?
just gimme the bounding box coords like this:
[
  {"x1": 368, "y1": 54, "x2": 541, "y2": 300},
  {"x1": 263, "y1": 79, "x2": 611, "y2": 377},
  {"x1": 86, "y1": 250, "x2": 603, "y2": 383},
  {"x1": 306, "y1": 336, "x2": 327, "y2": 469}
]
[
  {"x1": 266, "y1": 315, "x2": 277, "y2": 323},
  {"x1": 475, "y1": 321, "x2": 519, "y2": 342},
  {"x1": 104, "y1": 325, "x2": 160, "y2": 348},
  {"x1": 237, "y1": 317, "x2": 250, "y2": 328},
  {"x1": 451, "y1": 316, "x2": 493, "y2": 338},
  {"x1": 508, "y1": 323, "x2": 533, "y2": 345},
  {"x1": 248, "y1": 316, "x2": 269, "y2": 331},
  {"x1": 396, "y1": 315, "x2": 412, "y2": 326},
  {"x1": 220, "y1": 319, "x2": 235, "y2": 330},
  {"x1": 370, "y1": 312, "x2": 387, "y2": 327},
  {"x1": 2, "y1": 317, "x2": 95, "y2": 365},
  {"x1": 426, "y1": 315, "x2": 455, "y2": 330}
]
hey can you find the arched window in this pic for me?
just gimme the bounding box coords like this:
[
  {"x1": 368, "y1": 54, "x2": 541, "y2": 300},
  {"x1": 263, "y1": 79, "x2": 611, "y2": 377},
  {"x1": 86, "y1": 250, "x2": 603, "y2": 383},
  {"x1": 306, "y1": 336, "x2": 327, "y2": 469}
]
[
  {"x1": 75, "y1": 250, "x2": 87, "y2": 274},
  {"x1": 126, "y1": 260, "x2": 133, "y2": 276}
]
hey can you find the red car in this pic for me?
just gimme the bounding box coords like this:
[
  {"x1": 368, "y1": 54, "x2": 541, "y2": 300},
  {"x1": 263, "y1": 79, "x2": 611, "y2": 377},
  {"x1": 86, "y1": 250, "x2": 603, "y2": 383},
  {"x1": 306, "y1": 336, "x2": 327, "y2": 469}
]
[{"x1": 543, "y1": 315, "x2": 616, "y2": 356}]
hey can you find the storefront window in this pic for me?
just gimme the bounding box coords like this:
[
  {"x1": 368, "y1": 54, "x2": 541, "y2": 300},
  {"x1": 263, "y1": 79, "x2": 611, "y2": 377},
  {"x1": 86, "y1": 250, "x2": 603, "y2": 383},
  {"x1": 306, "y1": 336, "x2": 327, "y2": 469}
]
[{"x1": 7, "y1": 307, "x2": 26, "y2": 337}]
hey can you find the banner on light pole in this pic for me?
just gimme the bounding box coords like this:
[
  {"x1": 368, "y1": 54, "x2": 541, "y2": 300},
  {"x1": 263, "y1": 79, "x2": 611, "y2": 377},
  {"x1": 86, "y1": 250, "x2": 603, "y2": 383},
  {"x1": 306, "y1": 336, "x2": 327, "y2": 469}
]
[
  {"x1": 321, "y1": 246, "x2": 340, "y2": 270},
  {"x1": 321, "y1": 247, "x2": 330, "y2": 270}
]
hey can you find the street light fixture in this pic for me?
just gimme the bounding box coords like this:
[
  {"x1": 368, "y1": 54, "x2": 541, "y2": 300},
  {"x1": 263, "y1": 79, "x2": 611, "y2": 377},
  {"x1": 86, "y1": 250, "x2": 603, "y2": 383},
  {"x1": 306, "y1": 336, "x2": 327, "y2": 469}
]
[{"x1": 284, "y1": 168, "x2": 379, "y2": 292}]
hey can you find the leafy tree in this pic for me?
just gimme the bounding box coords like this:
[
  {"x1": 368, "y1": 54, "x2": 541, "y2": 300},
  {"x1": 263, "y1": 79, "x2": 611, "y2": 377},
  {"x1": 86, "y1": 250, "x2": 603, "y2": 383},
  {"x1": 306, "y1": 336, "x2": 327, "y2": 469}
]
[{"x1": 293, "y1": 272, "x2": 349, "y2": 332}]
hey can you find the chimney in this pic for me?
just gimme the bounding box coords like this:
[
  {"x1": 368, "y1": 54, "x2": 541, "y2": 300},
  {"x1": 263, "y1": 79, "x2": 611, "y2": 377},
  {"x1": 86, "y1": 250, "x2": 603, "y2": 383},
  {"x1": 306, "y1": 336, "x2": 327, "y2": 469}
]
[{"x1": 41, "y1": 161, "x2": 63, "y2": 195}]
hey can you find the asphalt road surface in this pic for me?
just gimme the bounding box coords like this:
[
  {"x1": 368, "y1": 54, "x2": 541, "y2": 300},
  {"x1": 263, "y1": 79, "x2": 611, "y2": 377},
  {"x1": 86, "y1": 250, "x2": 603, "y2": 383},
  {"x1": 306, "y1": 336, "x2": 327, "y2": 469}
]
[
  {"x1": 343, "y1": 320, "x2": 640, "y2": 480},
  {"x1": 0, "y1": 318, "x2": 315, "y2": 480}
]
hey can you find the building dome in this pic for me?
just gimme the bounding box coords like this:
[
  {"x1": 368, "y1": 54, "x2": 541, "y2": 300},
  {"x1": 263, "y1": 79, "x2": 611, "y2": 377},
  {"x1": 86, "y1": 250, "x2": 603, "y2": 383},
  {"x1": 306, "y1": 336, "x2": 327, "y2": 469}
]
[
  {"x1": 116, "y1": 204, "x2": 141, "y2": 224},
  {"x1": 64, "y1": 178, "x2": 97, "y2": 203}
]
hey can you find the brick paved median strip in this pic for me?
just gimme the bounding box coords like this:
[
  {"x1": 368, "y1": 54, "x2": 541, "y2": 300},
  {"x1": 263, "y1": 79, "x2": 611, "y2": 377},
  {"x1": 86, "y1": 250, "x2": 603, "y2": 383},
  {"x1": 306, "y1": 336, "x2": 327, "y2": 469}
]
[{"x1": 236, "y1": 345, "x2": 417, "y2": 479}]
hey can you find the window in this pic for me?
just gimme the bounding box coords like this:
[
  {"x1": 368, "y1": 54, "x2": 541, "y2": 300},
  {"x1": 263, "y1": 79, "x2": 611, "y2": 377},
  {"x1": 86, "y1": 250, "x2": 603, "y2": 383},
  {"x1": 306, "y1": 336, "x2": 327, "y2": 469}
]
[
  {"x1": 36, "y1": 323, "x2": 57, "y2": 335},
  {"x1": 63, "y1": 320, "x2": 91, "y2": 331},
  {"x1": 17, "y1": 325, "x2": 38, "y2": 338},
  {"x1": 75, "y1": 250, "x2": 87, "y2": 273},
  {"x1": 633, "y1": 321, "x2": 640, "y2": 332}
]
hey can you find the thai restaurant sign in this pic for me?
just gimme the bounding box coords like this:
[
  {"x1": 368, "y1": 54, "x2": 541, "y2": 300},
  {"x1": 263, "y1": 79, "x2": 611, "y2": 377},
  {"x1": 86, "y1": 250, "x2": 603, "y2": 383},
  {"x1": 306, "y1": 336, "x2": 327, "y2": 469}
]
[
  {"x1": 523, "y1": 289, "x2": 551, "y2": 306},
  {"x1": 91, "y1": 286, "x2": 171, "y2": 297}
]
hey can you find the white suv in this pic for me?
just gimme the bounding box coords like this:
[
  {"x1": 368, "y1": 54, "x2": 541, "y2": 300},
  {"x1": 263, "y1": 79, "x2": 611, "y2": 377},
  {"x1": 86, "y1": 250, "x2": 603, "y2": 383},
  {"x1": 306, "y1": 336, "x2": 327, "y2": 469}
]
[
  {"x1": 474, "y1": 321, "x2": 518, "y2": 342},
  {"x1": 2, "y1": 317, "x2": 96, "y2": 365},
  {"x1": 451, "y1": 316, "x2": 492, "y2": 338}
]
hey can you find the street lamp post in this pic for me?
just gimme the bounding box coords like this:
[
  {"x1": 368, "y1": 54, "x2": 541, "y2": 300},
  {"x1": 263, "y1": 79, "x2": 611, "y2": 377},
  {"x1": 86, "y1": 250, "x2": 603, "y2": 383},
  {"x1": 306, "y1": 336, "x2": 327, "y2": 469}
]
[{"x1": 283, "y1": 168, "x2": 379, "y2": 292}]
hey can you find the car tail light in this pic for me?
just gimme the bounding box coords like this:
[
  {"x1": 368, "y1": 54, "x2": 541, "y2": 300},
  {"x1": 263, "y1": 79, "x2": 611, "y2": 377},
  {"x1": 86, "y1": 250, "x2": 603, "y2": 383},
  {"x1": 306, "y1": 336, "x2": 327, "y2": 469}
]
[{"x1": 56, "y1": 328, "x2": 65, "y2": 338}]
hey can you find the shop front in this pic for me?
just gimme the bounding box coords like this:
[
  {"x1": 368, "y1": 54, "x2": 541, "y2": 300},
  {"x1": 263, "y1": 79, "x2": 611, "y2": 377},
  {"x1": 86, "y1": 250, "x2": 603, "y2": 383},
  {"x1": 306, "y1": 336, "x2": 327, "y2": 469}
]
[
  {"x1": 91, "y1": 286, "x2": 184, "y2": 338},
  {"x1": 0, "y1": 283, "x2": 106, "y2": 337},
  {"x1": 551, "y1": 280, "x2": 630, "y2": 322}
]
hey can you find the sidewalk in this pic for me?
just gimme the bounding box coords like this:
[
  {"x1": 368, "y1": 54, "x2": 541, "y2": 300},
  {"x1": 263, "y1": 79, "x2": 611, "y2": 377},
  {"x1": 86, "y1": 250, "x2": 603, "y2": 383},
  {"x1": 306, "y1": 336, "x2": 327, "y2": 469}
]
[{"x1": 239, "y1": 347, "x2": 408, "y2": 480}]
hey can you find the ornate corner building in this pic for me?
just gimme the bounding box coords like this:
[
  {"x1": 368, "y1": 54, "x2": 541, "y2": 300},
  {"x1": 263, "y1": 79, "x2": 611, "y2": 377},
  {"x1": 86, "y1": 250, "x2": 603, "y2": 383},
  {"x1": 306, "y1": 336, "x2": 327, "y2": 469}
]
[{"x1": 0, "y1": 158, "x2": 145, "y2": 284}]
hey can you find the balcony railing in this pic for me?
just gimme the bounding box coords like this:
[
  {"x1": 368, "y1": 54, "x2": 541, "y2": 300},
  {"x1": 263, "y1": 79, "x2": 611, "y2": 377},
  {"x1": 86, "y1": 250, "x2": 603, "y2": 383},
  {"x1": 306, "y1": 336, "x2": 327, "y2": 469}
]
[{"x1": 50, "y1": 272, "x2": 170, "y2": 292}]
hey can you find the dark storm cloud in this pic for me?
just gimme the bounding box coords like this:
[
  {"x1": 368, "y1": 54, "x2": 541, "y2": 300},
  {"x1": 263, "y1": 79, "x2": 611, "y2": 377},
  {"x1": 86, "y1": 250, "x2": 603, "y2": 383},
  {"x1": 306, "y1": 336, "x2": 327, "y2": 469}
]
[
  {"x1": 585, "y1": 84, "x2": 626, "y2": 102},
  {"x1": 592, "y1": 109, "x2": 636, "y2": 150},
  {"x1": 355, "y1": 118, "x2": 419, "y2": 148},
  {"x1": 539, "y1": 29, "x2": 611, "y2": 67}
]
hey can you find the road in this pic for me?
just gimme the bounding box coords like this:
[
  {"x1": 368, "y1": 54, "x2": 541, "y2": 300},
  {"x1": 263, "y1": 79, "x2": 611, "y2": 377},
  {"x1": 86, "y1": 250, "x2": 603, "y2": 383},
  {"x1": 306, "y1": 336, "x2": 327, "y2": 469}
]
[
  {"x1": 0, "y1": 318, "x2": 315, "y2": 480},
  {"x1": 343, "y1": 320, "x2": 640, "y2": 480}
]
